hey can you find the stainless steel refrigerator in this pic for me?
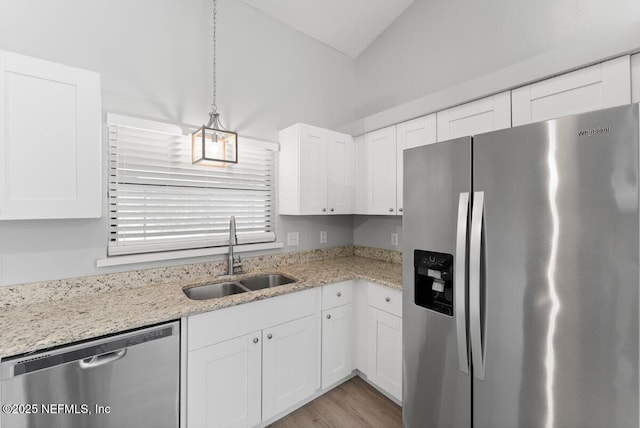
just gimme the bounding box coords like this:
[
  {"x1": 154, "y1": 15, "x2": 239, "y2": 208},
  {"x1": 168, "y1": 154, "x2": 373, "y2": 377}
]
[{"x1": 402, "y1": 103, "x2": 639, "y2": 428}]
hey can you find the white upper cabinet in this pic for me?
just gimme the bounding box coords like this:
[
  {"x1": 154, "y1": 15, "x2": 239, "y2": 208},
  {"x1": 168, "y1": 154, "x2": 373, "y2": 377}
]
[
  {"x1": 0, "y1": 50, "x2": 101, "y2": 219},
  {"x1": 396, "y1": 114, "x2": 437, "y2": 214},
  {"x1": 353, "y1": 135, "x2": 368, "y2": 215},
  {"x1": 327, "y1": 130, "x2": 354, "y2": 214},
  {"x1": 355, "y1": 124, "x2": 403, "y2": 216},
  {"x1": 512, "y1": 56, "x2": 631, "y2": 126},
  {"x1": 298, "y1": 124, "x2": 328, "y2": 215},
  {"x1": 279, "y1": 123, "x2": 353, "y2": 215},
  {"x1": 437, "y1": 91, "x2": 511, "y2": 142},
  {"x1": 368, "y1": 125, "x2": 397, "y2": 215},
  {"x1": 632, "y1": 53, "x2": 640, "y2": 103}
]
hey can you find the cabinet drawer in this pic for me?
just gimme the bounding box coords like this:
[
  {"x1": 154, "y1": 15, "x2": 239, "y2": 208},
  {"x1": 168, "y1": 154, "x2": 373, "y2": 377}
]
[
  {"x1": 322, "y1": 281, "x2": 353, "y2": 309},
  {"x1": 367, "y1": 282, "x2": 402, "y2": 317}
]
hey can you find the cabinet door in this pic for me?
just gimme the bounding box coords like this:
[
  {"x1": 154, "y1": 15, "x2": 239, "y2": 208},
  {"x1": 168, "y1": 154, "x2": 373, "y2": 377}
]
[
  {"x1": 353, "y1": 135, "x2": 369, "y2": 214},
  {"x1": 632, "y1": 53, "x2": 640, "y2": 103},
  {"x1": 298, "y1": 124, "x2": 328, "y2": 214},
  {"x1": 367, "y1": 125, "x2": 397, "y2": 215},
  {"x1": 436, "y1": 91, "x2": 511, "y2": 142},
  {"x1": 327, "y1": 131, "x2": 354, "y2": 214},
  {"x1": 512, "y1": 56, "x2": 631, "y2": 126},
  {"x1": 262, "y1": 314, "x2": 319, "y2": 420},
  {"x1": 187, "y1": 332, "x2": 262, "y2": 428},
  {"x1": 396, "y1": 115, "x2": 437, "y2": 214},
  {"x1": 367, "y1": 307, "x2": 402, "y2": 401},
  {"x1": 321, "y1": 304, "x2": 354, "y2": 388},
  {"x1": 0, "y1": 50, "x2": 101, "y2": 219}
]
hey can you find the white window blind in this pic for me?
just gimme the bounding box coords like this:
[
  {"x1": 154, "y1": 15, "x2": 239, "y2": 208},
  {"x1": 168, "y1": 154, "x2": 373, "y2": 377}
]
[{"x1": 107, "y1": 114, "x2": 276, "y2": 256}]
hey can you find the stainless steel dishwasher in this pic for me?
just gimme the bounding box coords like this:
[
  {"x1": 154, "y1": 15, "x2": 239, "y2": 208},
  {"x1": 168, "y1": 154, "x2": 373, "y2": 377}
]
[{"x1": 1, "y1": 321, "x2": 180, "y2": 428}]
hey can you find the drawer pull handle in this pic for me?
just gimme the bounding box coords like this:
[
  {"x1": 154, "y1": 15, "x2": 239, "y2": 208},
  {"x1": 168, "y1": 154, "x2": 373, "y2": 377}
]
[
  {"x1": 385, "y1": 297, "x2": 391, "y2": 302},
  {"x1": 327, "y1": 314, "x2": 332, "y2": 319},
  {"x1": 337, "y1": 292, "x2": 342, "y2": 297},
  {"x1": 267, "y1": 334, "x2": 273, "y2": 340},
  {"x1": 253, "y1": 338, "x2": 259, "y2": 344}
]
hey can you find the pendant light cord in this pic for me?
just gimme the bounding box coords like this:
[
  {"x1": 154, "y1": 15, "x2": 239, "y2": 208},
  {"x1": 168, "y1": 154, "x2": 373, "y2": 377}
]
[{"x1": 211, "y1": 0, "x2": 217, "y2": 114}]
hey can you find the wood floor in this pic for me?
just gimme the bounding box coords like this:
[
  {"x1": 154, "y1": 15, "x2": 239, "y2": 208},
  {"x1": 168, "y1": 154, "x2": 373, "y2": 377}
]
[{"x1": 269, "y1": 377, "x2": 402, "y2": 428}]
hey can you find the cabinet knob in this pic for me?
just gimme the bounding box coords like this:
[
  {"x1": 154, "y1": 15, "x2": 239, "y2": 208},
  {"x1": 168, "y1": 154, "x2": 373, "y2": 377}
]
[
  {"x1": 389, "y1": 208, "x2": 394, "y2": 212},
  {"x1": 337, "y1": 292, "x2": 342, "y2": 297},
  {"x1": 327, "y1": 314, "x2": 332, "y2": 319},
  {"x1": 330, "y1": 208, "x2": 334, "y2": 212},
  {"x1": 267, "y1": 333, "x2": 273, "y2": 339},
  {"x1": 399, "y1": 208, "x2": 403, "y2": 212},
  {"x1": 253, "y1": 337, "x2": 259, "y2": 344},
  {"x1": 385, "y1": 297, "x2": 391, "y2": 302}
]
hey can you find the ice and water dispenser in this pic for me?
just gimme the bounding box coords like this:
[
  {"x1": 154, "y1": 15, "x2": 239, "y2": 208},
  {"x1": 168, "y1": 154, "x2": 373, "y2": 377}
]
[{"x1": 414, "y1": 250, "x2": 454, "y2": 316}]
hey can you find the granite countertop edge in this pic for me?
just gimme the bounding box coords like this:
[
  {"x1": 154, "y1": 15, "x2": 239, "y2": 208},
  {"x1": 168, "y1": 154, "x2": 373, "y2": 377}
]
[{"x1": 0, "y1": 256, "x2": 402, "y2": 359}]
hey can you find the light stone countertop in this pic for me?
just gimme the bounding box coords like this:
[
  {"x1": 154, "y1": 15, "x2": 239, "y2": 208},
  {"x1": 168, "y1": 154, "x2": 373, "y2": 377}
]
[{"x1": 0, "y1": 252, "x2": 401, "y2": 359}]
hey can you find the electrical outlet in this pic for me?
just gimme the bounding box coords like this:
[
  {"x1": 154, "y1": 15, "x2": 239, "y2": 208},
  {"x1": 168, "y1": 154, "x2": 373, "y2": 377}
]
[
  {"x1": 287, "y1": 232, "x2": 299, "y2": 246},
  {"x1": 391, "y1": 233, "x2": 399, "y2": 246},
  {"x1": 320, "y1": 231, "x2": 327, "y2": 244}
]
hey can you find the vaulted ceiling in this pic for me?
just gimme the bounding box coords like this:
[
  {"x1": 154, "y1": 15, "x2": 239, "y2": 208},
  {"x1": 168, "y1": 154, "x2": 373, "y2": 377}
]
[{"x1": 238, "y1": 0, "x2": 414, "y2": 57}]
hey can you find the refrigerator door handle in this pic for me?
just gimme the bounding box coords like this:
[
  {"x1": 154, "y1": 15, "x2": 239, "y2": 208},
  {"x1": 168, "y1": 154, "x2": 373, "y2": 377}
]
[
  {"x1": 455, "y1": 192, "x2": 470, "y2": 374},
  {"x1": 470, "y1": 191, "x2": 486, "y2": 380}
]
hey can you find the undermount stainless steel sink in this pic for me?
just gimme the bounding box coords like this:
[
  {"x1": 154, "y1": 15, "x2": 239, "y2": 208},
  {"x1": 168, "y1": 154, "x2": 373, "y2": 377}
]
[
  {"x1": 183, "y1": 274, "x2": 296, "y2": 300},
  {"x1": 239, "y1": 274, "x2": 296, "y2": 291},
  {"x1": 183, "y1": 282, "x2": 248, "y2": 301}
]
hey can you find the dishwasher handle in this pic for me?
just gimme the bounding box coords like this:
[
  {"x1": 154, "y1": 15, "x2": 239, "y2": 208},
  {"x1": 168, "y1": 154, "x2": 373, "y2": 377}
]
[
  {"x1": 79, "y1": 349, "x2": 127, "y2": 369},
  {"x1": 2, "y1": 321, "x2": 178, "y2": 380}
]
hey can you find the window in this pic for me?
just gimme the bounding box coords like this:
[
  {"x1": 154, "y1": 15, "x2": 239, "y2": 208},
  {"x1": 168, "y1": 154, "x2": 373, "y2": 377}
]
[{"x1": 107, "y1": 114, "x2": 276, "y2": 256}]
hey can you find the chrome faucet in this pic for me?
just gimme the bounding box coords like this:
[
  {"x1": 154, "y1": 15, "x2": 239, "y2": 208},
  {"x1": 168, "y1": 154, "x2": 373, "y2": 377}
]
[{"x1": 227, "y1": 216, "x2": 242, "y2": 275}]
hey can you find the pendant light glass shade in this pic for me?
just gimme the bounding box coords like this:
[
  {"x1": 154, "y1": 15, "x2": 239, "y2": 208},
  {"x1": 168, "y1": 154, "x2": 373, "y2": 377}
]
[
  {"x1": 193, "y1": 0, "x2": 237, "y2": 166},
  {"x1": 192, "y1": 112, "x2": 238, "y2": 166}
]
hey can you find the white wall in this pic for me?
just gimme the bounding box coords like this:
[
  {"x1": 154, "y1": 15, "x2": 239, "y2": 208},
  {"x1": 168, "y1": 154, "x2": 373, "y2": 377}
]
[
  {"x1": 0, "y1": 0, "x2": 356, "y2": 286},
  {"x1": 351, "y1": 0, "x2": 640, "y2": 252},
  {"x1": 354, "y1": 0, "x2": 640, "y2": 120},
  {"x1": 353, "y1": 216, "x2": 402, "y2": 251}
]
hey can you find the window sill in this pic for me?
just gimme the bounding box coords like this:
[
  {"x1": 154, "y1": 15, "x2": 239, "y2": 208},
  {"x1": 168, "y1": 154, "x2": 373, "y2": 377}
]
[{"x1": 96, "y1": 242, "x2": 284, "y2": 268}]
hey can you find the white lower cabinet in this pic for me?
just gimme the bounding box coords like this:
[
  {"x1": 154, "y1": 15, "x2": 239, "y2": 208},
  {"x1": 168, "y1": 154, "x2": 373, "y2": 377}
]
[
  {"x1": 366, "y1": 282, "x2": 403, "y2": 402},
  {"x1": 320, "y1": 280, "x2": 403, "y2": 402},
  {"x1": 186, "y1": 289, "x2": 320, "y2": 428},
  {"x1": 367, "y1": 307, "x2": 403, "y2": 402},
  {"x1": 262, "y1": 315, "x2": 319, "y2": 421},
  {"x1": 187, "y1": 332, "x2": 262, "y2": 428},
  {"x1": 186, "y1": 282, "x2": 403, "y2": 427},
  {"x1": 321, "y1": 303, "x2": 354, "y2": 388}
]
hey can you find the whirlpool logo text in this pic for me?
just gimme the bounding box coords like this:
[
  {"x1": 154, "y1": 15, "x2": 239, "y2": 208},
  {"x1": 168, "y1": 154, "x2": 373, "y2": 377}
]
[{"x1": 577, "y1": 126, "x2": 611, "y2": 137}]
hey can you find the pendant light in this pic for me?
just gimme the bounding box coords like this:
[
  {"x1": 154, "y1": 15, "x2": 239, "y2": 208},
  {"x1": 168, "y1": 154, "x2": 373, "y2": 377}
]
[{"x1": 192, "y1": 0, "x2": 238, "y2": 166}]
